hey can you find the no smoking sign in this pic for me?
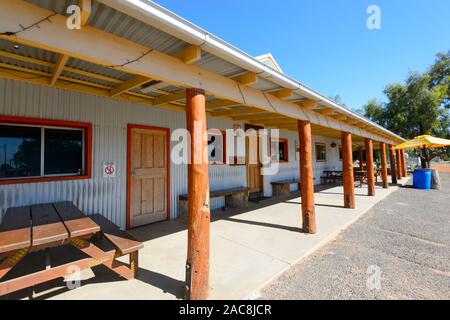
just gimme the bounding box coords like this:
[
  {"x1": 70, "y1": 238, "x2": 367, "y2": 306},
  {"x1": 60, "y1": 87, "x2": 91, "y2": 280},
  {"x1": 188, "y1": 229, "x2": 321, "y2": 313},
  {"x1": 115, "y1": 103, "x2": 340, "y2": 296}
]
[{"x1": 103, "y1": 162, "x2": 116, "y2": 178}]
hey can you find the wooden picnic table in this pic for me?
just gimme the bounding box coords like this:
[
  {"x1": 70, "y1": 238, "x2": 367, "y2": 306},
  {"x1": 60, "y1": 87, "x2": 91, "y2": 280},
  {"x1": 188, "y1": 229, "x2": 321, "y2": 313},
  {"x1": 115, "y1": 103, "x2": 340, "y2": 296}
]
[{"x1": 0, "y1": 202, "x2": 142, "y2": 297}]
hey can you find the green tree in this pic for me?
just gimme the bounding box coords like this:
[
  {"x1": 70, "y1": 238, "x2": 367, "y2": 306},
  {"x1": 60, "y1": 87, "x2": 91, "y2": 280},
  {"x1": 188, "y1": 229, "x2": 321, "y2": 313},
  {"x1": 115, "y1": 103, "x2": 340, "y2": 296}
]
[{"x1": 362, "y1": 51, "x2": 450, "y2": 164}]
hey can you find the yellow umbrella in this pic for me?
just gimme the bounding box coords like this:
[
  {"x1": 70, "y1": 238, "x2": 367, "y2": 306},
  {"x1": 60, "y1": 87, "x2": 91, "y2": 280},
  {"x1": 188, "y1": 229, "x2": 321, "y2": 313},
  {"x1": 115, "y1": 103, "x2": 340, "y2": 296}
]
[{"x1": 393, "y1": 135, "x2": 450, "y2": 150}]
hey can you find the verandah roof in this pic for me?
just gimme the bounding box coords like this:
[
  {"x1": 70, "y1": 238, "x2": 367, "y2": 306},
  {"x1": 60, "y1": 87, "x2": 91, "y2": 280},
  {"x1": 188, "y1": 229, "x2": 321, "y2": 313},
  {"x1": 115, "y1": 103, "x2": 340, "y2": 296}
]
[{"x1": 0, "y1": 0, "x2": 405, "y2": 146}]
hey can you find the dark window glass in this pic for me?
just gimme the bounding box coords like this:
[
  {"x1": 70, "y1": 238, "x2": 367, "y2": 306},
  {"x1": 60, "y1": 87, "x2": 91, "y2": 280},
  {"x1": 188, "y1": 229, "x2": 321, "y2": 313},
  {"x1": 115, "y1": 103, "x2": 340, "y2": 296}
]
[
  {"x1": 316, "y1": 144, "x2": 327, "y2": 161},
  {"x1": 44, "y1": 129, "x2": 83, "y2": 175},
  {"x1": 0, "y1": 125, "x2": 41, "y2": 178},
  {"x1": 271, "y1": 139, "x2": 288, "y2": 161}
]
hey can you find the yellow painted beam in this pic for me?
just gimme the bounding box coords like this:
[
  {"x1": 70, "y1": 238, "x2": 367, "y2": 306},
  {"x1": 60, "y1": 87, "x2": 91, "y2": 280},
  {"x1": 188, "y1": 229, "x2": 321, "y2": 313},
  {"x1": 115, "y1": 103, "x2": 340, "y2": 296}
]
[
  {"x1": 80, "y1": 0, "x2": 91, "y2": 26},
  {"x1": 232, "y1": 113, "x2": 284, "y2": 121},
  {"x1": 210, "y1": 107, "x2": 262, "y2": 117},
  {"x1": 231, "y1": 72, "x2": 258, "y2": 86},
  {"x1": 49, "y1": 54, "x2": 69, "y2": 86},
  {"x1": 0, "y1": 65, "x2": 185, "y2": 113},
  {"x1": 270, "y1": 88, "x2": 293, "y2": 99},
  {"x1": 109, "y1": 75, "x2": 150, "y2": 97},
  {"x1": 152, "y1": 91, "x2": 186, "y2": 106},
  {"x1": 175, "y1": 45, "x2": 201, "y2": 64},
  {"x1": 206, "y1": 100, "x2": 240, "y2": 109}
]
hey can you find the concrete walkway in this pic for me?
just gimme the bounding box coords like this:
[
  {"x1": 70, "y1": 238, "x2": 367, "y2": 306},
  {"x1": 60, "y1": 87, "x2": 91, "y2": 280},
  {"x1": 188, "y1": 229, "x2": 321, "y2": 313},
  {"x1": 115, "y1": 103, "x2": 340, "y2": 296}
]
[{"x1": 4, "y1": 178, "x2": 409, "y2": 300}]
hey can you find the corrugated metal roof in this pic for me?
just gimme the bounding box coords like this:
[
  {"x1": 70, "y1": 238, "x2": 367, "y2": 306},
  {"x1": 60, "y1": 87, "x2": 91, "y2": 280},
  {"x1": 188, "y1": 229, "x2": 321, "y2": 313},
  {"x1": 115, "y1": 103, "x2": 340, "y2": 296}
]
[{"x1": 0, "y1": 39, "x2": 58, "y2": 64}]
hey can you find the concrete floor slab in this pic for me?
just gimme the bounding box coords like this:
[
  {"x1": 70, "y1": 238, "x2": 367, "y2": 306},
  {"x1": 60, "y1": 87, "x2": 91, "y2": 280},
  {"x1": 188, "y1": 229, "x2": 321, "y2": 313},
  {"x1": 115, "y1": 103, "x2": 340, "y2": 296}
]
[{"x1": 2, "y1": 178, "x2": 409, "y2": 300}]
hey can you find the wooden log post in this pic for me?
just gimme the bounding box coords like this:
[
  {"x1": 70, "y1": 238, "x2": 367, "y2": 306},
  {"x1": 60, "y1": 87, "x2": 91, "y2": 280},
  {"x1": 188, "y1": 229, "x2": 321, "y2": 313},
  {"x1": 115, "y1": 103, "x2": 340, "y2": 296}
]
[
  {"x1": 389, "y1": 145, "x2": 397, "y2": 184},
  {"x1": 365, "y1": 138, "x2": 375, "y2": 196},
  {"x1": 341, "y1": 132, "x2": 355, "y2": 209},
  {"x1": 185, "y1": 88, "x2": 210, "y2": 300},
  {"x1": 395, "y1": 149, "x2": 402, "y2": 180},
  {"x1": 380, "y1": 142, "x2": 388, "y2": 189},
  {"x1": 401, "y1": 150, "x2": 407, "y2": 177},
  {"x1": 297, "y1": 120, "x2": 317, "y2": 234},
  {"x1": 358, "y1": 146, "x2": 364, "y2": 169}
]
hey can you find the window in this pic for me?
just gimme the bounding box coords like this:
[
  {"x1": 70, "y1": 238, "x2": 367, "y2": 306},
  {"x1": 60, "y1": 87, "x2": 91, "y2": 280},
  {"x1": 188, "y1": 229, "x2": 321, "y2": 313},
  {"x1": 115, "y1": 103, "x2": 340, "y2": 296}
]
[
  {"x1": 339, "y1": 145, "x2": 343, "y2": 161},
  {"x1": 315, "y1": 143, "x2": 326, "y2": 162},
  {"x1": 207, "y1": 129, "x2": 226, "y2": 165},
  {"x1": 0, "y1": 117, "x2": 92, "y2": 184},
  {"x1": 271, "y1": 138, "x2": 289, "y2": 162}
]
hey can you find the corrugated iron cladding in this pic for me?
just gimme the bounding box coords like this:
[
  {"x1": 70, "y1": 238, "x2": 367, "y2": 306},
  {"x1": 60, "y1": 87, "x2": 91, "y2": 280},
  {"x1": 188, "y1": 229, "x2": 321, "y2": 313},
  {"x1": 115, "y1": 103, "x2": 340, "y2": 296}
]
[{"x1": 0, "y1": 79, "x2": 246, "y2": 228}]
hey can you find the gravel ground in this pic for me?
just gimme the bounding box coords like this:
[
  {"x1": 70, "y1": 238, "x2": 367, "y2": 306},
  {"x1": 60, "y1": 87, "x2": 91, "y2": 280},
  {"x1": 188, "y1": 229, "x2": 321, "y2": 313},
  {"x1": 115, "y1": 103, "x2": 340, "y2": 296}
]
[{"x1": 261, "y1": 172, "x2": 450, "y2": 300}]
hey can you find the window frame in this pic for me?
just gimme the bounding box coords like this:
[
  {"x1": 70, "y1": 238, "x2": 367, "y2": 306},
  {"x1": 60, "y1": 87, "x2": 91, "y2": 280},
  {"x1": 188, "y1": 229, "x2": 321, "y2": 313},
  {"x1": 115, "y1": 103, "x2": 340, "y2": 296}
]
[
  {"x1": 270, "y1": 137, "x2": 289, "y2": 163},
  {"x1": 207, "y1": 129, "x2": 227, "y2": 165},
  {"x1": 0, "y1": 116, "x2": 92, "y2": 185},
  {"x1": 315, "y1": 142, "x2": 327, "y2": 162}
]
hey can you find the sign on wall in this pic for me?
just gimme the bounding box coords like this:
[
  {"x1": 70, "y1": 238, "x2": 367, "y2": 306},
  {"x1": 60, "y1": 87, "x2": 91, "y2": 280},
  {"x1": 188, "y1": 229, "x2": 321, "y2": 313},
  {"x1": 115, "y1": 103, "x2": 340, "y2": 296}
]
[{"x1": 103, "y1": 161, "x2": 116, "y2": 178}]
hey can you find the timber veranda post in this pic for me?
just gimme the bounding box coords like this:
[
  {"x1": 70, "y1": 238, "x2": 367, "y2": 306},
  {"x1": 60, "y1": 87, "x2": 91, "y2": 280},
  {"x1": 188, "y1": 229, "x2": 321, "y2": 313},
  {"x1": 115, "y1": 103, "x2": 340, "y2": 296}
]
[
  {"x1": 389, "y1": 145, "x2": 398, "y2": 184},
  {"x1": 380, "y1": 142, "x2": 389, "y2": 189},
  {"x1": 365, "y1": 138, "x2": 375, "y2": 196},
  {"x1": 185, "y1": 88, "x2": 210, "y2": 300},
  {"x1": 297, "y1": 120, "x2": 316, "y2": 234},
  {"x1": 396, "y1": 149, "x2": 402, "y2": 180},
  {"x1": 341, "y1": 132, "x2": 355, "y2": 209}
]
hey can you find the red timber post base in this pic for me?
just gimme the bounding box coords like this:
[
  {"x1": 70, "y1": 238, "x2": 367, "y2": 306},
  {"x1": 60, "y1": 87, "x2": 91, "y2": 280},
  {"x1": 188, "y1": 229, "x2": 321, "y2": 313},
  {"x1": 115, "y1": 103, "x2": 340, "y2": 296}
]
[
  {"x1": 297, "y1": 120, "x2": 316, "y2": 234},
  {"x1": 341, "y1": 132, "x2": 355, "y2": 209},
  {"x1": 185, "y1": 88, "x2": 210, "y2": 300},
  {"x1": 365, "y1": 138, "x2": 375, "y2": 196},
  {"x1": 380, "y1": 142, "x2": 388, "y2": 189}
]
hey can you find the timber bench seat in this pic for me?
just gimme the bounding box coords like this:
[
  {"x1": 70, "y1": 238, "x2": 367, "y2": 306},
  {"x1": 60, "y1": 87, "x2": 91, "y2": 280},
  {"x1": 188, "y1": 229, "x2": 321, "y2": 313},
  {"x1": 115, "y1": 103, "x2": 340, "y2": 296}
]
[
  {"x1": 271, "y1": 179, "x2": 300, "y2": 196},
  {"x1": 179, "y1": 187, "x2": 249, "y2": 218},
  {"x1": 91, "y1": 214, "x2": 143, "y2": 277}
]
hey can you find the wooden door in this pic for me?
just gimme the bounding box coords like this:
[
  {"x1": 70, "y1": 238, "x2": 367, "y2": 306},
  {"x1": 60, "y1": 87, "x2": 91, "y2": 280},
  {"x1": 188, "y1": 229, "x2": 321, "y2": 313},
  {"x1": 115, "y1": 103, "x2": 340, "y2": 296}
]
[
  {"x1": 245, "y1": 124, "x2": 263, "y2": 194},
  {"x1": 129, "y1": 127, "x2": 168, "y2": 228}
]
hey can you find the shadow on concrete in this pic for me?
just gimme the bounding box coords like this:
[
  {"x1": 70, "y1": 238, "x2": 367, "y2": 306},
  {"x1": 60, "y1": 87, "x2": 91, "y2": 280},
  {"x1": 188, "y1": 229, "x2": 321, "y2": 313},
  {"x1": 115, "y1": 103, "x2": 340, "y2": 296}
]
[
  {"x1": 222, "y1": 217, "x2": 303, "y2": 233},
  {"x1": 1, "y1": 245, "x2": 184, "y2": 300},
  {"x1": 130, "y1": 183, "x2": 350, "y2": 243}
]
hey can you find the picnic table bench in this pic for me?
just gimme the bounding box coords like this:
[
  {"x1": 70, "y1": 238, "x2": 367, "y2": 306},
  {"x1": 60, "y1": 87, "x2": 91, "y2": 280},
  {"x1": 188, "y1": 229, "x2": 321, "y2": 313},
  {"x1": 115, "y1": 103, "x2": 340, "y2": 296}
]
[
  {"x1": 321, "y1": 170, "x2": 366, "y2": 187},
  {"x1": 179, "y1": 187, "x2": 249, "y2": 218},
  {"x1": 0, "y1": 202, "x2": 143, "y2": 297}
]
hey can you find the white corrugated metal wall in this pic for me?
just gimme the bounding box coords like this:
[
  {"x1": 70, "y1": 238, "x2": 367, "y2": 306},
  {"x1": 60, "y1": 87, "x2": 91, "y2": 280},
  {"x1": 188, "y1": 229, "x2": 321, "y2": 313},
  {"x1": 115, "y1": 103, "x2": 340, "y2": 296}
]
[
  {"x1": 0, "y1": 79, "x2": 342, "y2": 228},
  {"x1": 0, "y1": 79, "x2": 246, "y2": 227}
]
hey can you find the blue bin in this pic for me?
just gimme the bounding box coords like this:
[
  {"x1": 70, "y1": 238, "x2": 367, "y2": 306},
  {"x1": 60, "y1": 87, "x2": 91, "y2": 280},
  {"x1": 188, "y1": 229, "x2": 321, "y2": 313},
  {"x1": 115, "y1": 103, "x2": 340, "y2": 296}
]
[{"x1": 413, "y1": 169, "x2": 432, "y2": 190}]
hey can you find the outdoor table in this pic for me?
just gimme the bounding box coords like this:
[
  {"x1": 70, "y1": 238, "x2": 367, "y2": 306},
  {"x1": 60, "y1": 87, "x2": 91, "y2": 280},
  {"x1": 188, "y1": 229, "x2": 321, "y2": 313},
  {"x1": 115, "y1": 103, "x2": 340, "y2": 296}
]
[
  {"x1": 323, "y1": 170, "x2": 343, "y2": 177},
  {"x1": 0, "y1": 202, "x2": 137, "y2": 296}
]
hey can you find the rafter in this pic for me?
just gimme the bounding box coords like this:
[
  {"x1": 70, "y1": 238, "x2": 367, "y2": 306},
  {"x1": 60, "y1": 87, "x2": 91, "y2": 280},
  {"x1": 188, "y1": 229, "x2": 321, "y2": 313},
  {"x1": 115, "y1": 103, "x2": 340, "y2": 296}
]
[
  {"x1": 109, "y1": 75, "x2": 150, "y2": 97},
  {"x1": 296, "y1": 99, "x2": 318, "y2": 110},
  {"x1": 331, "y1": 114, "x2": 348, "y2": 121},
  {"x1": 152, "y1": 91, "x2": 186, "y2": 106},
  {"x1": 80, "y1": 0, "x2": 91, "y2": 26},
  {"x1": 231, "y1": 72, "x2": 258, "y2": 86},
  {"x1": 175, "y1": 45, "x2": 202, "y2": 64},
  {"x1": 315, "y1": 108, "x2": 335, "y2": 116},
  {"x1": 49, "y1": 54, "x2": 69, "y2": 86},
  {"x1": 270, "y1": 88, "x2": 293, "y2": 99}
]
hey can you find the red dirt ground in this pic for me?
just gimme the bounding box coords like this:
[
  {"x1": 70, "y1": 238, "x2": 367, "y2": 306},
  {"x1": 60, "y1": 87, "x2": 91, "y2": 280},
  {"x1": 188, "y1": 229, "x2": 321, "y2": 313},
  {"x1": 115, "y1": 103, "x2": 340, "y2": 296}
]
[{"x1": 431, "y1": 165, "x2": 450, "y2": 172}]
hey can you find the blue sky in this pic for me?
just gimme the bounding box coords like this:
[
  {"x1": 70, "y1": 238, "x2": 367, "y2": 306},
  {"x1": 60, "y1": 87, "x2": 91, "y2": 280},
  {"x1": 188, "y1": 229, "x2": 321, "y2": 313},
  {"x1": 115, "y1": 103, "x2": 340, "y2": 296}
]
[{"x1": 153, "y1": 0, "x2": 450, "y2": 111}]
